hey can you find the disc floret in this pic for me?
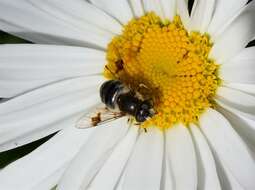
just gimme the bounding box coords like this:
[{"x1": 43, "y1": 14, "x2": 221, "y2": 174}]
[{"x1": 105, "y1": 13, "x2": 220, "y2": 130}]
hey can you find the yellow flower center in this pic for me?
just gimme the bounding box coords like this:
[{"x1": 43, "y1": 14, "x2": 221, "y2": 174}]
[{"x1": 104, "y1": 13, "x2": 220, "y2": 130}]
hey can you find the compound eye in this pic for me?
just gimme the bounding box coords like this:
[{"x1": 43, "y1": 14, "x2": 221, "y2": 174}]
[{"x1": 135, "y1": 109, "x2": 150, "y2": 122}]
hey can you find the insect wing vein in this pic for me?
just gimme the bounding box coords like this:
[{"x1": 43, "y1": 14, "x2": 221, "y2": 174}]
[{"x1": 75, "y1": 106, "x2": 124, "y2": 129}]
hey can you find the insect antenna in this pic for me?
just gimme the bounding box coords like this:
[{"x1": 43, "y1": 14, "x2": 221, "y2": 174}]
[{"x1": 105, "y1": 65, "x2": 121, "y2": 80}]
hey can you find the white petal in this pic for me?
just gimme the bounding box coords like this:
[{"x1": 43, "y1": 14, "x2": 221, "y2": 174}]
[
  {"x1": 190, "y1": 124, "x2": 221, "y2": 190},
  {"x1": 210, "y1": 2, "x2": 255, "y2": 64},
  {"x1": 207, "y1": 0, "x2": 248, "y2": 37},
  {"x1": 160, "y1": 0, "x2": 177, "y2": 21},
  {"x1": 28, "y1": 0, "x2": 121, "y2": 34},
  {"x1": 0, "y1": 0, "x2": 121, "y2": 48},
  {"x1": 0, "y1": 80, "x2": 52, "y2": 99},
  {"x1": 0, "y1": 44, "x2": 105, "y2": 97},
  {"x1": 0, "y1": 126, "x2": 94, "y2": 190},
  {"x1": 0, "y1": 45, "x2": 105, "y2": 79},
  {"x1": 216, "y1": 87, "x2": 255, "y2": 114},
  {"x1": 166, "y1": 124, "x2": 197, "y2": 190},
  {"x1": 216, "y1": 165, "x2": 245, "y2": 190},
  {"x1": 90, "y1": 0, "x2": 133, "y2": 24},
  {"x1": 225, "y1": 83, "x2": 255, "y2": 95},
  {"x1": 176, "y1": 0, "x2": 191, "y2": 31},
  {"x1": 162, "y1": 158, "x2": 174, "y2": 190},
  {"x1": 120, "y1": 127, "x2": 163, "y2": 190},
  {"x1": 219, "y1": 107, "x2": 255, "y2": 150},
  {"x1": 221, "y1": 59, "x2": 255, "y2": 84},
  {"x1": 115, "y1": 171, "x2": 126, "y2": 190},
  {"x1": 57, "y1": 118, "x2": 129, "y2": 190},
  {"x1": 189, "y1": 0, "x2": 216, "y2": 33},
  {"x1": 128, "y1": 0, "x2": 145, "y2": 18},
  {"x1": 0, "y1": 76, "x2": 103, "y2": 151},
  {"x1": 220, "y1": 46, "x2": 255, "y2": 83},
  {"x1": 216, "y1": 98, "x2": 255, "y2": 122},
  {"x1": 143, "y1": 0, "x2": 165, "y2": 20},
  {"x1": 0, "y1": 76, "x2": 103, "y2": 115},
  {"x1": 229, "y1": 46, "x2": 255, "y2": 60},
  {"x1": 200, "y1": 108, "x2": 255, "y2": 189},
  {"x1": 89, "y1": 127, "x2": 139, "y2": 190}
]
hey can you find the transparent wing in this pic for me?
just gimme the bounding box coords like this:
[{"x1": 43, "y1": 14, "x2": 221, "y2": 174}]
[{"x1": 75, "y1": 105, "x2": 125, "y2": 129}]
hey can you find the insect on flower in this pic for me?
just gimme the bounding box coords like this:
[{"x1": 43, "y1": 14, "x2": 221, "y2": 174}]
[{"x1": 76, "y1": 79, "x2": 155, "y2": 129}]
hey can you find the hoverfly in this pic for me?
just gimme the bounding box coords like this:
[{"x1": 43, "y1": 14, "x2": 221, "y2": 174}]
[{"x1": 76, "y1": 80, "x2": 155, "y2": 129}]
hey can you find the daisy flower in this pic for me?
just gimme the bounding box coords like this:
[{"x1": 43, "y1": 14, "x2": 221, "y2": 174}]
[{"x1": 0, "y1": 0, "x2": 255, "y2": 189}]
